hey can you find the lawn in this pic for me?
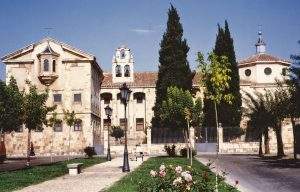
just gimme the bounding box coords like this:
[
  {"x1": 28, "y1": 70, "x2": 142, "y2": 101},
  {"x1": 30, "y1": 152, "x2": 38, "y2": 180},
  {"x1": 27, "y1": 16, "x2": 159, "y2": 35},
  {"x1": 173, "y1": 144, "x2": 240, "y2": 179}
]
[
  {"x1": 0, "y1": 157, "x2": 106, "y2": 192},
  {"x1": 106, "y1": 156, "x2": 238, "y2": 192}
]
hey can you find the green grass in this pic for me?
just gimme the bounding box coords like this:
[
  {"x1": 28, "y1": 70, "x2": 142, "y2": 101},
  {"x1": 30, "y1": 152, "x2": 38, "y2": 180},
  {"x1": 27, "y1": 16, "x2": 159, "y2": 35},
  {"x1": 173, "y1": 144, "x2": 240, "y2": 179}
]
[
  {"x1": 0, "y1": 157, "x2": 106, "y2": 192},
  {"x1": 106, "y1": 156, "x2": 238, "y2": 192}
]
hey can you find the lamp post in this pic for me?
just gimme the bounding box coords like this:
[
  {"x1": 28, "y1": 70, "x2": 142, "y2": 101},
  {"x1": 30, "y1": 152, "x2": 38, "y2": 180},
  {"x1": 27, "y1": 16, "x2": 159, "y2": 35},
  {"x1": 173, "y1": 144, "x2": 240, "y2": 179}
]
[
  {"x1": 105, "y1": 105, "x2": 112, "y2": 161},
  {"x1": 119, "y1": 83, "x2": 132, "y2": 172}
]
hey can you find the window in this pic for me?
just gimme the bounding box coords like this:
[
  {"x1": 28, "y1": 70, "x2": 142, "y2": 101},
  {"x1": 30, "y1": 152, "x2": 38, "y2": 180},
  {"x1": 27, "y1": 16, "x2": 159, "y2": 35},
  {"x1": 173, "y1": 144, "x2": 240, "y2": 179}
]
[
  {"x1": 116, "y1": 65, "x2": 122, "y2": 77},
  {"x1": 53, "y1": 94, "x2": 62, "y2": 103},
  {"x1": 103, "y1": 119, "x2": 111, "y2": 130},
  {"x1": 101, "y1": 93, "x2": 112, "y2": 104},
  {"x1": 124, "y1": 65, "x2": 130, "y2": 77},
  {"x1": 134, "y1": 92, "x2": 145, "y2": 103},
  {"x1": 264, "y1": 67, "x2": 272, "y2": 75},
  {"x1": 74, "y1": 93, "x2": 81, "y2": 103},
  {"x1": 52, "y1": 60, "x2": 56, "y2": 72},
  {"x1": 120, "y1": 50, "x2": 126, "y2": 59},
  {"x1": 74, "y1": 119, "x2": 82, "y2": 131},
  {"x1": 53, "y1": 121, "x2": 62, "y2": 132},
  {"x1": 119, "y1": 118, "x2": 126, "y2": 129},
  {"x1": 44, "y1": 59, "x2": 49, "y2": 71},
  {"x1": 136, "y1": 118, "x2": 144, "y2": 131},
  {"x1": 245, "y1": 69, "x2": 251, "y2": 77}
]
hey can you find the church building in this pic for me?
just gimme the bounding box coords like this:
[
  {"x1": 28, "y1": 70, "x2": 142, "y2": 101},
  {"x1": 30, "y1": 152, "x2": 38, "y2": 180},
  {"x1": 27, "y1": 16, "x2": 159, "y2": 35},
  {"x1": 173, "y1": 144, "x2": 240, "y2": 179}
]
[{"x1": 1, "y1": 30, "x2": 293, "y2": 156}]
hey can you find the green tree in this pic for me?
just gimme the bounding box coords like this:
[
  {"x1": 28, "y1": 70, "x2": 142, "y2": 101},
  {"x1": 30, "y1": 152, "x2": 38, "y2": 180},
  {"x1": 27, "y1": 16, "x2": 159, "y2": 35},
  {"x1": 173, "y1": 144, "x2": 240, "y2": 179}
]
[
  {"x1": 244, "y1": 91, "x2": 271, "y2": 157},
  {"x1": 0, "y1": 77, "x2": 23, "y2": 134},
  {"x1": 161, "y1": 86, "x2": 194, "y2": 161},
  {"x1": 23, "y1": 82, "x2": 54, "y2": 166},
  {"x1": 264, "y1": 89, "x2": 286, "y2": 157},
  {"x1": 63, "y1": 109, "x2": 76, "y2": 161},
  {"x1": 290, "y1": 44, "x2": 300, "y2": 159},
  {"x1": 152, "y1": 5, "x2": 193, "y2": 129},
  {"x1": 197, "y1": 52, "x2": 234, "y2": 132},
  {"x1": 203, "y1": 21, "x2": 241, "y2": 127},
  {"x1": 0, "y1": 77, "x2": 24, "y2": 162}
]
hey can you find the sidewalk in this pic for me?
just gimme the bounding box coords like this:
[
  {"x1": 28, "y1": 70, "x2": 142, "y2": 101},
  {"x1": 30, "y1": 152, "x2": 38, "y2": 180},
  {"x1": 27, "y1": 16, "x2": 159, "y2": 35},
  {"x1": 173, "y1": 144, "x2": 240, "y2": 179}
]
[{"x1": 15, "y1": 157, "x2": 147, "y2": 192}]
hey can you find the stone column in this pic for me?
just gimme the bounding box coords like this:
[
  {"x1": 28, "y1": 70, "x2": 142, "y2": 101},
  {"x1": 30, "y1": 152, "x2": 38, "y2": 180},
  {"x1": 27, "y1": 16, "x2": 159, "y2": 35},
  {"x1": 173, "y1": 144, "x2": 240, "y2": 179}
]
[
  {"x1": 189, "y1": 127, "x2": 195, "y2": 149},
  {"x1": 147, "y1": 128, "x2": 151, "y2": 155}
]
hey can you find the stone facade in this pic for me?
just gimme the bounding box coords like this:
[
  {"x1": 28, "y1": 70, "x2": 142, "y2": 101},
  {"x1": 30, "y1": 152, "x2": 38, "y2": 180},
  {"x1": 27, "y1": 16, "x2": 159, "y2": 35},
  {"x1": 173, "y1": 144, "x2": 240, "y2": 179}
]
[
  {"x1": 1, "y1": 30, "x2": 295, "y2": 157},
  {"x1": 1, "y1": 37, "x2": 103, "y2": 156}
]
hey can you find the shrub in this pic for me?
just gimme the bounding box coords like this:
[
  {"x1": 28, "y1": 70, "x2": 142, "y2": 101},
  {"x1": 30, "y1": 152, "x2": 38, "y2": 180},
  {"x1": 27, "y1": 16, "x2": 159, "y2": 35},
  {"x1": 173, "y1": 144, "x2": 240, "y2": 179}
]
[
  {"x1": 164, "y1": 144, "x2": 176, "y2": 157},
  {"x1": 84, "y1": 146, "x2": 96, "y2": 158},
  {"x1": 138, "y1": 163, "x2": 234, "y2": 192},
  {"x1": 110, "y1": 126, "x2": 124, "y2": 141},
  {"x1": 180, "y1": 147, "x2": 197, "y2": 157}
]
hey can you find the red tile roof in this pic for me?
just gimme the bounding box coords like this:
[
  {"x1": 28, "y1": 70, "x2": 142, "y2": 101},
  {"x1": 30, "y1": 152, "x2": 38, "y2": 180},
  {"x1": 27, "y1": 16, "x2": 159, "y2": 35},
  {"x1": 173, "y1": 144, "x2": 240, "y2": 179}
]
[
  {"x1": 238, "y1": 53, "x2": 290, "y2": 66},
  {"x1": 101, "y1": 72, "x2": 253, "y2": 88},
  {"x1": 101, "y1": 72, "x2": 157, "y2": 88}
]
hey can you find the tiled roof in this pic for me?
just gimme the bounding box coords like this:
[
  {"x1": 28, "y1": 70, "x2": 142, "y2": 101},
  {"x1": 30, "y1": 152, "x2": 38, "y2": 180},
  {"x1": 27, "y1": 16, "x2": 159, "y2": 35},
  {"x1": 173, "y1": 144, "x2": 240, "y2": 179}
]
[
  {"x1": 101, "y1": 71, "x2": 203, "y2": 88},
  {"x1": 101, "y1": 72, "x2": 157, "y2": 88},
  {"x1": 238, "y1": 53, "x2": 290, "y2": 66},
  {"x1": 101, "y1": 71, "x2": 254, "y2": 88}
]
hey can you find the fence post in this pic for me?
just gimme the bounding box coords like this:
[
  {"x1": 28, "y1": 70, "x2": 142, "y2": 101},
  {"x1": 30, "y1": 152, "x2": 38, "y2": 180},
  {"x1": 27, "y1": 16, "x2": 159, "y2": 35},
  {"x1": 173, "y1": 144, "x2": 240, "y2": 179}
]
[{"x1": 147, "y1": 128, "x2": 151, "y2": 155}]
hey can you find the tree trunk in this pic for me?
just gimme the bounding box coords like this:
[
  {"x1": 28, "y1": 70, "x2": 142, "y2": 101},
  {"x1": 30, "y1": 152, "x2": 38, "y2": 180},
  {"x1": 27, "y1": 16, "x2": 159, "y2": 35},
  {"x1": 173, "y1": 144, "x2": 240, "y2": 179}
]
[
  {"x1": 264, "y1": 129, "x2": 270, "y2": 154},
  {"x1": 214, "y1": 102, "x2": 219, "y2": 152},
  {"x1": 26, "y1": 129, "x2": 31, "y2": 166},
  {"x1": 259, "y1": 134, "x2": 263, "y2": 157},
  {"x1": 291, "y1": 118, "x2": 297, "y2": 160},
  {"x1": 183, "y1": 129, "x2": 189, "y2": 159},
  {"x1": 275, "y1": 122, "x2": 285, "y2": 157}
]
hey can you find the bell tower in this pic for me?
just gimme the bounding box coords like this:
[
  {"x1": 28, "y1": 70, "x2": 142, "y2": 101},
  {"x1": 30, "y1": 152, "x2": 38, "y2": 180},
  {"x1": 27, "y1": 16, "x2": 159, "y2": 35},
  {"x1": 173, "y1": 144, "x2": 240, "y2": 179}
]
[
  {"x1": 255, "y1": 26, "x2": 266, "y2": 54},
  {"x1": 112, "y1": 46, "x2": 134, "y2": 83}
]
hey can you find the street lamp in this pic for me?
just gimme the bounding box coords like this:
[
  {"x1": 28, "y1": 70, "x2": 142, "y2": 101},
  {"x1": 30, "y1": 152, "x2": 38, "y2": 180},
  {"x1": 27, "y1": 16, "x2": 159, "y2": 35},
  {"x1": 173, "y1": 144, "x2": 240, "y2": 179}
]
[
  {"x1": 119, "y1": 83, "x2": 132, "y2": 172},
  {"x1": 105, "y1": 105, "x2": 112, "y2": 161}
]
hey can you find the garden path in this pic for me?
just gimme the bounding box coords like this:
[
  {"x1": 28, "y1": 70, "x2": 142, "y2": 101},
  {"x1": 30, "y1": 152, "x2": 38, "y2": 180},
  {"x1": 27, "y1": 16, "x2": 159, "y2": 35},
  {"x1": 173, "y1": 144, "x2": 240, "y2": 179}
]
[{"x1": 15, "y1": 156, "x2": 147, "y2": 192}]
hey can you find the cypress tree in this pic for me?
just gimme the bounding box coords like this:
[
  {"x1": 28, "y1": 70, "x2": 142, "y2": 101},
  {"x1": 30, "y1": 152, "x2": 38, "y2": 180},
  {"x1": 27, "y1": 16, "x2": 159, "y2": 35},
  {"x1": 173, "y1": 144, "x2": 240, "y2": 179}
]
[
  {"x1": 203, "y1": 21, "x2": 242, "y2": 127},
  {"x1": 152, "y1": 5, "x2": 192, "y2": 128}
]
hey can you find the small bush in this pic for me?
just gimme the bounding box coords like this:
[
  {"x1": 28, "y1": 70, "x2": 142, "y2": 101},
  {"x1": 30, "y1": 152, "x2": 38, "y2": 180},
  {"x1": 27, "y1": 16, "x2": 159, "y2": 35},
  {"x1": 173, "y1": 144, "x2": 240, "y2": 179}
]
[
  {"x1": 84, "y1": 146, "x2": 96, "y2": 158},
  {"x1": 180, "y1": 147, "x2": 197, "y2": 157},
  {"x1": 164, "y1": 144, "x2": 176, "y2": 157}
]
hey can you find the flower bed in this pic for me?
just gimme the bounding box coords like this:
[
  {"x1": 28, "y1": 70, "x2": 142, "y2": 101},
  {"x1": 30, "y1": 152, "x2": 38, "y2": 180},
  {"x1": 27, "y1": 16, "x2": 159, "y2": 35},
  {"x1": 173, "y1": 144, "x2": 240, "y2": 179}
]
[{"x1": 106, "y1": 157, "x2": 238, "y2": 192}]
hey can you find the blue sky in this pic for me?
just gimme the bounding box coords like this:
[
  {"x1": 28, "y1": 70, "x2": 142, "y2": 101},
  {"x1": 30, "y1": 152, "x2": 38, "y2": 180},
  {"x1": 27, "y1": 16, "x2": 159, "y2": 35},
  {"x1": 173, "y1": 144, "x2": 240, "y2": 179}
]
[{"x1": 0, "y1": 0, "x2": 299, "y2": 80}]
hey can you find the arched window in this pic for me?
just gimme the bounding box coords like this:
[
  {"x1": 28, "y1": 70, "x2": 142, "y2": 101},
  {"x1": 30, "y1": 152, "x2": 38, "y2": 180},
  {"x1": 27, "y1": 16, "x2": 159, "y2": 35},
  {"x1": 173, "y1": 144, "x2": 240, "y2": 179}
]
[
  {"x1": 124, "y1": 65, "x2": 130, "y2": 77},
  {"x1": 44, "y1": 59, "x2": 49, "y2": 71},
  {"x1": 120, "y1": 50, "x2": 125, "y2": 59},
  {"x1": 116, "y1": 65, "x2": 122, "y2": 77},
  {"x1": 52, "y1": 60, "x2": 56, "y2": 72}
]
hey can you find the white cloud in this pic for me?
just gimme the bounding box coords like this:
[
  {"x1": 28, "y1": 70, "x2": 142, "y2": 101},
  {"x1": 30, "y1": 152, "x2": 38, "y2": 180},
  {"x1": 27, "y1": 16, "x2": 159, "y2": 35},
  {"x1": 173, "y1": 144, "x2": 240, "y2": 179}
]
[{"x1": 130, "y1": 28, "x2": 155, "y2": 34}]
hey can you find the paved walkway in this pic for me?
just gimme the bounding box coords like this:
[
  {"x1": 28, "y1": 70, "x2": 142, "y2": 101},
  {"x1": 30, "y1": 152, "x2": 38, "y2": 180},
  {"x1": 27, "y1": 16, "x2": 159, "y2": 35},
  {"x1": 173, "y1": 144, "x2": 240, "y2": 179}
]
[
  {"x1": 197, "y1": 154, "x2": 300, "y2": 192},
  {"x1": 15, "y1": 157, "x2": 147, "y2": 192}
]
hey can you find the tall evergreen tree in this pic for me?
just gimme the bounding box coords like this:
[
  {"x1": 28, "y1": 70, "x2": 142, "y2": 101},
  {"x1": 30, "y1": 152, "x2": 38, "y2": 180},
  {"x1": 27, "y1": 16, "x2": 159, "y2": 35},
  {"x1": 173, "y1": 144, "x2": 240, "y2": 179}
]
[
  {"x1": 203, "y1": 21, "x2": 242, "y2": 127},
  {"x1": 152, "y1": 5, "x2": 193, "y2": 128}
]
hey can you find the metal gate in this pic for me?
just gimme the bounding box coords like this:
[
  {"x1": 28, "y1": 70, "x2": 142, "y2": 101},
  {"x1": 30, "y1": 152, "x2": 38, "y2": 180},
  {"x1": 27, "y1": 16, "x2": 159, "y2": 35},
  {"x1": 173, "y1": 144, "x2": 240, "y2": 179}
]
[{"x1": 196, "y1": 127, "x2": 217, "y2": 153}]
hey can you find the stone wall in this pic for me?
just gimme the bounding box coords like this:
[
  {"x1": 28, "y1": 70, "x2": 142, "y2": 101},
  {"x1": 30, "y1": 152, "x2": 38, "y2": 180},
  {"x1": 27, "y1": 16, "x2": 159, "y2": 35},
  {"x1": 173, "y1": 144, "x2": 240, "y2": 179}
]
[{"x1": 218, "y1": 120, "x2": 294, "y2": 155}]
